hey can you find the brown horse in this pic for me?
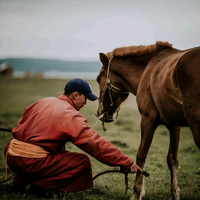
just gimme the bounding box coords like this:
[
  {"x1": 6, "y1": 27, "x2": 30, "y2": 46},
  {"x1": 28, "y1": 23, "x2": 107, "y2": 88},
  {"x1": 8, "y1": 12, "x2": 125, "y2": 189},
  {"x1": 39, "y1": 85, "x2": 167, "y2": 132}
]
[{"x1": 96, "y1": 41, "x2": 200, "y2": 200}]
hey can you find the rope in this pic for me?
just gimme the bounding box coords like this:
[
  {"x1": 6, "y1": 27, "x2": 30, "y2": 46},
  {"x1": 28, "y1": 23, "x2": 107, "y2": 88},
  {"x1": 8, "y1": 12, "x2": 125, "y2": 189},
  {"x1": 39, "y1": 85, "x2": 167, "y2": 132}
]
[
  {"x1": 92, "y1": 169, "x2": 150, "y2": 198},
  {"x1": 92, "y1": 170, "x2": 130, "y2": 198},
  {"x1": 0, "y1": 128, "x2": 12, "y2": 132},
  {"x1": 92, "y1": 170, "x2": 124, "y2": 181},
  {"x1": 93, "y1": 169, "x2": 150, "y2": 181},
  {"x1": 92, "y1": 119, "x2": 100, "y2": 129},
  {"x1": 0, "y1": 174, "x2": 14, "y2": 184}
]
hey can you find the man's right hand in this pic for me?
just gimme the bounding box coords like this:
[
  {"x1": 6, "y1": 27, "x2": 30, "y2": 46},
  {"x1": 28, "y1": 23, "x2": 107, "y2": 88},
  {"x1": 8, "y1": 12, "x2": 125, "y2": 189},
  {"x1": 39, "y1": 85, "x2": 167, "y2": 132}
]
[{"x1": 129, "y1": 163, "x2": 143, "y2": 173}]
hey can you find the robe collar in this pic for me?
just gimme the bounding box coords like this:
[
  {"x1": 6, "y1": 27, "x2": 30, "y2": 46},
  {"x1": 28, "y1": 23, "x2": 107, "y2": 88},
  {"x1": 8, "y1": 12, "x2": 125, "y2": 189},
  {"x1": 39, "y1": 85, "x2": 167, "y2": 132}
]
[{"x1": 59, "y1": 94, "x2": 76, "y2": 109}]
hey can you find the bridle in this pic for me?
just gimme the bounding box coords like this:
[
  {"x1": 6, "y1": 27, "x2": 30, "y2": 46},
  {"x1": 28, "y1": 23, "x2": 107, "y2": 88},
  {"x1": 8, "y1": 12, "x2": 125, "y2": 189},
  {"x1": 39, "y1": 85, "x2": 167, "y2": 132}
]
[
  {"x1": 104, "y1": 57, "x2": 129, "y2": 106},
  {"x1": 96, "y1": 57, "x2": 129, "y2": 130}
]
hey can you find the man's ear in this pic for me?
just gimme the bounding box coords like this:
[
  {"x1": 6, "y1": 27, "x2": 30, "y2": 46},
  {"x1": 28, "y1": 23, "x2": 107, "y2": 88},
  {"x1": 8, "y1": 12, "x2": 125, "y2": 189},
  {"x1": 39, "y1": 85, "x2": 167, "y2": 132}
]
[{"x1": 71, "y1": 92, "x2": 79, "y2": 100}]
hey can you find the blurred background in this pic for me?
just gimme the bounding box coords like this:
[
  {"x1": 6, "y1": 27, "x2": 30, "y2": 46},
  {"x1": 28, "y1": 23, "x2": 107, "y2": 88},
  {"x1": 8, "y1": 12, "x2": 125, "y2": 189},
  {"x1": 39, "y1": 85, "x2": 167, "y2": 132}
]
[
  {"x1": 0, "y1": 0, "x2": 200, "y2": 79},
  {"x1": 0, "y1": 1, "x2": 200, "y2": 199}
]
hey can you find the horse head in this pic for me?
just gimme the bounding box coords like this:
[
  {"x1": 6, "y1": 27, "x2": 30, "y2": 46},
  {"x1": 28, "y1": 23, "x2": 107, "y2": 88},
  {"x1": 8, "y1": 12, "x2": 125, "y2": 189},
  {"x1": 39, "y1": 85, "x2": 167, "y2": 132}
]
[{"x1": 96, "y1": 53, "x2": 129, "y2": 125}]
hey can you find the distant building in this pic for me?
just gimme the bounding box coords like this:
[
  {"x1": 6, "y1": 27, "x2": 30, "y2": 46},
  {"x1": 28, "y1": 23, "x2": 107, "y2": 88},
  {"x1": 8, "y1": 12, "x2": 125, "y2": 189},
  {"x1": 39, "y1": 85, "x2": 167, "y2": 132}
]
[{"x1": 0, "y1": 63, "x2": 13, "y2": 77}]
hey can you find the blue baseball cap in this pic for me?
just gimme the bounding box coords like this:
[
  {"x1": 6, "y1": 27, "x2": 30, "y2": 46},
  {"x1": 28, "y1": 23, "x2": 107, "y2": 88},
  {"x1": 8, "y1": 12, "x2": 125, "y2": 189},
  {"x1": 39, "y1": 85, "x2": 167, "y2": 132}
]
[{"x1": 64, "y1": 78, "x2": 97, "y2": 101}]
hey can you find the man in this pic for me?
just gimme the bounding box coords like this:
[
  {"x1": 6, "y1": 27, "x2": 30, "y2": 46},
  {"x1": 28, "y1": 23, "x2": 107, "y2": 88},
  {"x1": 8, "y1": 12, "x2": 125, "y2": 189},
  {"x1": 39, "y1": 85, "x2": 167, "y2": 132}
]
[{"x1": 5, "y1": 78, "x2": 142, "y2": 196}]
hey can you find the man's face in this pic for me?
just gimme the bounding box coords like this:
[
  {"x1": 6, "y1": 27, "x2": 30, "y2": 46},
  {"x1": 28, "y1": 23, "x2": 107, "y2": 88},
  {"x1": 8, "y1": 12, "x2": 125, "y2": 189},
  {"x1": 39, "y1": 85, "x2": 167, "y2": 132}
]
[{"x1": 73, "y1": 92, "x2": 87, "y2": 111}]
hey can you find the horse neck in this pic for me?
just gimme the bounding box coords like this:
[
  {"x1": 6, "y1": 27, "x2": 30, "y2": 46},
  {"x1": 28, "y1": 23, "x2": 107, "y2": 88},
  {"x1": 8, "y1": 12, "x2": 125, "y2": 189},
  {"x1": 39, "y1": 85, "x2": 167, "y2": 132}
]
[{"x1": 112, "y1": 54, "x2": 154, "y2": 95}]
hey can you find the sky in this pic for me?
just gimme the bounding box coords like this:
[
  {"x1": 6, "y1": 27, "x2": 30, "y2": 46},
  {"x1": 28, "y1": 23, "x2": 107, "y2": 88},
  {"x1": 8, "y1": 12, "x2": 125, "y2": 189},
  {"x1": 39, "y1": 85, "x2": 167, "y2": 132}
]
[{"x1": 0, "y1": 0, "x2": 200, "y2": 61}]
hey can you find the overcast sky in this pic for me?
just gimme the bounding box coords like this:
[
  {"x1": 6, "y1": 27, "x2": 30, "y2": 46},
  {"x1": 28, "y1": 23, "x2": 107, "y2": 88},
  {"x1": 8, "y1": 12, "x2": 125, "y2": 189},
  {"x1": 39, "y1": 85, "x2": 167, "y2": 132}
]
[{"x1": 0, "y1": 0, "x2": 200, "y2": 61}]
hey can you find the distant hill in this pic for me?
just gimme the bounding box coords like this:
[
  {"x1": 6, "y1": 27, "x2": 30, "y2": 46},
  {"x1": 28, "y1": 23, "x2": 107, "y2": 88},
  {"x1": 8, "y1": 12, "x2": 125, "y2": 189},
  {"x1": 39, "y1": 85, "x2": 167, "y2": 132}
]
[{"x1": 0, "y1": 58, "x2": 102, "y2": 73}]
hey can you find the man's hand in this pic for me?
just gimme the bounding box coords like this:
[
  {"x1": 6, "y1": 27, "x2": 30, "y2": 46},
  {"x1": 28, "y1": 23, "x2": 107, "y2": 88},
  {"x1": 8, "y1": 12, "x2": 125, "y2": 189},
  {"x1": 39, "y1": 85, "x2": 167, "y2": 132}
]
[{"x1": 130, "y1": 163, "x2": 143, "y2": 173}]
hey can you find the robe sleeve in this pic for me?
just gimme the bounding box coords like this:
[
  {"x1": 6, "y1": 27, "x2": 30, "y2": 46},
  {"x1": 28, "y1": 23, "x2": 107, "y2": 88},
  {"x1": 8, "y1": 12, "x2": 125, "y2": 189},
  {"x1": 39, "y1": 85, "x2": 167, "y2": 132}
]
[{"x1": 62, "y1": 112, "x2": 133, "y2": 171}]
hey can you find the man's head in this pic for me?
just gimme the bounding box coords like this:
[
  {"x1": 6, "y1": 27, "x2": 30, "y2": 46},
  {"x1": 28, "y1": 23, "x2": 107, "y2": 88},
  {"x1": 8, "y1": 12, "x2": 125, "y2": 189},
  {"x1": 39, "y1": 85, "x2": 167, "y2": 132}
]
[{"x1": 64, "y1": 78, "x2": 97, "y2": 110}]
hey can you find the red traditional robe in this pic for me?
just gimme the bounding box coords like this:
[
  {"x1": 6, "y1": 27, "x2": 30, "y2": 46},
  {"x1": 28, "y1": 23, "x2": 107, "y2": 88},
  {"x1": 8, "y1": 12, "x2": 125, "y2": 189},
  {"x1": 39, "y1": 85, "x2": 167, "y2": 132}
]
[{"x1": 5, "y1": 94, "x2": 133, "y2": 192}]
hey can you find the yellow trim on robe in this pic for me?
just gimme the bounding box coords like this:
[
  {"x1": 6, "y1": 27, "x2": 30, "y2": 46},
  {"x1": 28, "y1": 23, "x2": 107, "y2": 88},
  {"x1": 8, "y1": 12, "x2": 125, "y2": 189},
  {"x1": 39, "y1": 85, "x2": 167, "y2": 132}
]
[
  {"x1": 5, "y1": 139, "x2": 50, "y2": 180},
  {"x1": 8, "y1": 139, "x2": 50, "y2": 158}
]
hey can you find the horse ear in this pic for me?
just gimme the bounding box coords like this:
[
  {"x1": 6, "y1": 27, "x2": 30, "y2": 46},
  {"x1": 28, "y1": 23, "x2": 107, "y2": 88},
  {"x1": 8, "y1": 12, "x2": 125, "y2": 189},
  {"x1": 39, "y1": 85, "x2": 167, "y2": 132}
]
[{"x1": 99, "y1": 53, "x2": 109, "y2": 69}]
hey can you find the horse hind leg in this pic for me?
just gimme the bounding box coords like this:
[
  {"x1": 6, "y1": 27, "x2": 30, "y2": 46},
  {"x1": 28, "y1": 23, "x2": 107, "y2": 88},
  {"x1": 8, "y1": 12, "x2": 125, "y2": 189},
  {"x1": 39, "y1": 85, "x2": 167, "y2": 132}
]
[
  {"x1": 167, "y1": 126, "x2": 181, "y2": 200},
  {"x1": 185, "y1": 103, "x2": 200, "y2": 149},
  {"x1": 176, "y1": 52, "x2": 200, "y2": 149}
]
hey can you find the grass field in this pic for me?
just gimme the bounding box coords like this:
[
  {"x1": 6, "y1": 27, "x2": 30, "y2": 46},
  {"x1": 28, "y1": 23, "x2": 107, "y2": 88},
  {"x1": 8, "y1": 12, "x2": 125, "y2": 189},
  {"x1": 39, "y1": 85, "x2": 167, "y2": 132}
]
[{"x1": 0, "y1": 77, "x2": 200, "y2": 200}]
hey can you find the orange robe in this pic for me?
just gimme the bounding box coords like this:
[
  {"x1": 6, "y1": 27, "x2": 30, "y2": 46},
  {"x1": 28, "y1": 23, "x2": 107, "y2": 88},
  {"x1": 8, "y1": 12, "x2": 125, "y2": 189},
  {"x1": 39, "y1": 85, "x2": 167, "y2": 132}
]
[{"x1": 5, "y1": 94, "x2": 133, "y2": 192}]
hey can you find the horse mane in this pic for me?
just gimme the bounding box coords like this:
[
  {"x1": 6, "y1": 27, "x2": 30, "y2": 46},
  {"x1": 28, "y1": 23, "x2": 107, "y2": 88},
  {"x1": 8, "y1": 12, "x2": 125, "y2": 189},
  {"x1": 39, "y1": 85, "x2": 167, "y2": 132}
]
[{"x1": 106, "y1": 41, "x2": 173, "y2": 59}]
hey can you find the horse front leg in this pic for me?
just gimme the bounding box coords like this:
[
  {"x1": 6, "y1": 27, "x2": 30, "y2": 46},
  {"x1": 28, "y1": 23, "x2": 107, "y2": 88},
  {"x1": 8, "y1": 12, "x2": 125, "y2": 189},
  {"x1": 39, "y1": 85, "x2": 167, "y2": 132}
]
[
  {"x1": 167, "y1": 126, "x2": 181, "y2": 200},
  {"x1": 130, "y1": 116, "x2": 158, "y2": 200}
]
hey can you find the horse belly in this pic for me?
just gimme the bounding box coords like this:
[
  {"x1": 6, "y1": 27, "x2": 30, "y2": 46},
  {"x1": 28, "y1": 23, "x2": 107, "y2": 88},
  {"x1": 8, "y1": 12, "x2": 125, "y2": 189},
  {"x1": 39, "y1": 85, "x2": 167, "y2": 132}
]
[{"x1": 157, "y1": 94, "x2": 188, "y2": 126}]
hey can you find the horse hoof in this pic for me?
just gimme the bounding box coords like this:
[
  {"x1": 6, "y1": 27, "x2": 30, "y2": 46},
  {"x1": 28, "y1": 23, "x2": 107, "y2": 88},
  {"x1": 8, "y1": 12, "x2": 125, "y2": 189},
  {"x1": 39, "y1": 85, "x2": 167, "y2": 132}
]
[
  {"x1": 130, "y1": 192, "x2": 145, "y2": 200},
  {"x1": 169, "y1": 187, "x2": 180, "y2": 200},
  {"x1": 129, "y1": 195, "x2": 137, "y2": 200},
  {"x1": 130, "y1": 185, "x2": 145, "y2": 200}
]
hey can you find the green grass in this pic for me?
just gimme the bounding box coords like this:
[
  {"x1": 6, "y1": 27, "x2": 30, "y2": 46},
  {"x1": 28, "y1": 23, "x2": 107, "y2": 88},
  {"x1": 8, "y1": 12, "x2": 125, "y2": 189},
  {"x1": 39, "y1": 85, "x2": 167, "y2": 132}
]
[{"x1": 0, "y1": 77, "x2": 200, "y2": 200}]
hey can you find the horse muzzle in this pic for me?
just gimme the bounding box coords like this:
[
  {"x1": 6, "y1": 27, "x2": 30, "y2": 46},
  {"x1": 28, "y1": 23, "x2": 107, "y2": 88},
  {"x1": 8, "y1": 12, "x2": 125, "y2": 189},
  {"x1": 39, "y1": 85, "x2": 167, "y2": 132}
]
[
  {"x1": 95, "y1": 112, "x2": 114, "y2": 123},
  {"x1": 103, "y1": 115, "x2": 114, "y2": 123}
]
